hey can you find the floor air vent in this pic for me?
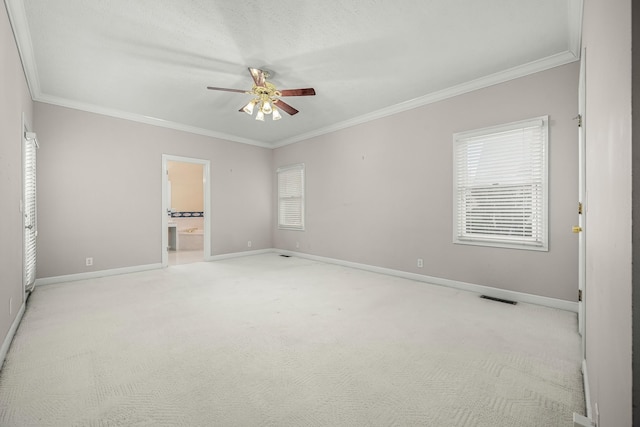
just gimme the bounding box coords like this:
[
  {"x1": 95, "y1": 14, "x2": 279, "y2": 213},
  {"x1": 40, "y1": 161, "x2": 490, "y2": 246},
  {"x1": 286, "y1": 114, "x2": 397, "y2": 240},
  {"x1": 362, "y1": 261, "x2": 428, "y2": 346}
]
[
  {"x1": 280, "y1": 254, "x2": 291, "y2": 258},
  {"x1": 480, "y1": 295, "x2": 517, "y2": 305}
]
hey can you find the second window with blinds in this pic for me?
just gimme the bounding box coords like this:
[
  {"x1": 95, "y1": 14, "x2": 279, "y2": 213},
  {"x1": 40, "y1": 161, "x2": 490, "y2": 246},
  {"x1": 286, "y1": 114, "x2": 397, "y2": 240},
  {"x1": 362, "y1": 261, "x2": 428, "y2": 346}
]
[
  {"x1": 277, "y1": 163, "x2": 305, "y2": 231},
  {"x1": 453, "y1": 116, "x2": 549, "y2": 251}
]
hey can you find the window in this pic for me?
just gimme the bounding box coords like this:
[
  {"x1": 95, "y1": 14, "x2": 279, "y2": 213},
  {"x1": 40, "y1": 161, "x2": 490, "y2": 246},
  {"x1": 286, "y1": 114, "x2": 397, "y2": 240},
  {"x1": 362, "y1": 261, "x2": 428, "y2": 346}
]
[
  {"x1": 277, "y1": 163, "x2": 305, "y2": 230},
  {"x1": 453, "y1": 116, "x2": 548, "y2": 251},
  {"x1": 23, "y1": 129, "x2": 39, "y2": 291}
]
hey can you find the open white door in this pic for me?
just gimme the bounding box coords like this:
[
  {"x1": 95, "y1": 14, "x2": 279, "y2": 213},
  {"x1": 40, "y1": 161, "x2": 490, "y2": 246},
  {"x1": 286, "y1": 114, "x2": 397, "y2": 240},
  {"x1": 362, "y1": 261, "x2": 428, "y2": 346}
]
[
  {"x1": 577, "y1": 48, "x2": 587, "y2": 356},
  {"x1": 23, "y1": 128, "x2": 38, "y2": 293}
]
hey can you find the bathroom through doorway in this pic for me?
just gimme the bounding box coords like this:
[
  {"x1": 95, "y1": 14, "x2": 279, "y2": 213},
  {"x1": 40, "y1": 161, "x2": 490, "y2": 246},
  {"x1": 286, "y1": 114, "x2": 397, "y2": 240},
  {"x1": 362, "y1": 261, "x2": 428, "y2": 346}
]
[{"x1": 162, "y1": 155, "x2": 211, "y2": 266}]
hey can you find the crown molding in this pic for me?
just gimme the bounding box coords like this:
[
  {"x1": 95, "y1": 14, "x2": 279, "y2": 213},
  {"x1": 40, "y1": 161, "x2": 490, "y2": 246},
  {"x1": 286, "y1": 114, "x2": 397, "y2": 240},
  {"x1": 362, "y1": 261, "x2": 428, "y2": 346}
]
[
  {"x1": 35, "y1": 50, "x2": 579, "y2": 151},
  {"x1": 7, "y1": 0, "x2": 582, "y2": 151},
  {"x1": 272, "y1": 50, "x2": 579, "y2": 148},
  {"x1": 6, "y1": 0, "x2": 270, "y2": 148},
  {"x1": 568, "y1": 0, "x2": 584, "y2": 57},
  {"x1": 35, "y1": 94, "x2": 271, "y2": 148},
  {"x1": 4, "y1": 0, "x2": 41, "y2": 98},
  {"x1": 34, "y1": 50, "x2": 579, "y2": 151}
]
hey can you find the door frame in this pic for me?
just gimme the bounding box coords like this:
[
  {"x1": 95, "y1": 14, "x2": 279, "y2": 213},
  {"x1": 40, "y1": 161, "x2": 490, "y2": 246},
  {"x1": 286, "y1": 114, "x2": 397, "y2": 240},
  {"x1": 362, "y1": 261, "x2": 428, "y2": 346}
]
[
  {"x1": 577, "y1": 47, "x2": 587, "y2": 357},
  {"x1": 161, "y1": 154, "x2": 211, "y2": 267}
]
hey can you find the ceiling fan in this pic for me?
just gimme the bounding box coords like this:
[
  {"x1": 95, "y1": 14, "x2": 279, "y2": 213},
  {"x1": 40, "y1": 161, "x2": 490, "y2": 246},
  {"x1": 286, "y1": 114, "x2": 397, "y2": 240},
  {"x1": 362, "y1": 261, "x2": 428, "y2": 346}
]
[{"x1": 207, "y1": 67, "x2": 316, "y2": 121}]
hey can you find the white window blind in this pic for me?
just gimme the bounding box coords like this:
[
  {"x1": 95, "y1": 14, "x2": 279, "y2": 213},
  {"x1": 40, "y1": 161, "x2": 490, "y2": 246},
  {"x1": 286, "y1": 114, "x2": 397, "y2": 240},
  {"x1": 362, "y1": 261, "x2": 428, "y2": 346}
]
[
  {"x1": 23, "y1": 132, "x2": 38, "y2": 291},
  {"x1": 453, "y1": 116, "x2": 548, "y2": 251},
  {"x1": 277, "y1": 164, "x2": 305, "y2": 230}
]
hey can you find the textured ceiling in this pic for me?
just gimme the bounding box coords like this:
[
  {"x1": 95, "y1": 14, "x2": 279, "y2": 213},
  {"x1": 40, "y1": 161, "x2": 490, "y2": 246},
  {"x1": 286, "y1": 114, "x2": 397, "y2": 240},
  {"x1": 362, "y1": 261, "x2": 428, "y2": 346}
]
[{"x1": 6, "y1": 0, "x2": 582, "y2": 147}]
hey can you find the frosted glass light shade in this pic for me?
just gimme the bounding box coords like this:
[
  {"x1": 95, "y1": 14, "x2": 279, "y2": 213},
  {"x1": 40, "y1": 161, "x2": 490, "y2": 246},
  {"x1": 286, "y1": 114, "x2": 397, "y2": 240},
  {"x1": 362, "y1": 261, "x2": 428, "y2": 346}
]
[
  {"x1": 242, "y1": 100, "x2": 256, "y2": 115},
  {"x1": 272, "y1": 108, "x2": 282, "y2": 121},
  {"x1": 255, "y1": 110, "x2": 265, "y2": 121}
]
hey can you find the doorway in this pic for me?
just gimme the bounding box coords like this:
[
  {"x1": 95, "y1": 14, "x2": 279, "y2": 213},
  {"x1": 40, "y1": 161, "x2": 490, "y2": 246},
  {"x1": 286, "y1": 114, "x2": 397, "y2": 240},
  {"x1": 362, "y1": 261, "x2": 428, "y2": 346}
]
[{"x1": 161, "y1": 155, "x2": 211, "y2": 266}]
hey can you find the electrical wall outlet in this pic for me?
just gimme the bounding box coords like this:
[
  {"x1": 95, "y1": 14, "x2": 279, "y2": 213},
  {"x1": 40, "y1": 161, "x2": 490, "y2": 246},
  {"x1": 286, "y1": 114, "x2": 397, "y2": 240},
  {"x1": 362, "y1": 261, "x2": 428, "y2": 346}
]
[
  {"x1": 417, "y1": 258, "x2": 424, "y2": 268},
  {"x1": 247, "y1": 241, "x2": 252, "y2": 248},
  {"x1": 86, "y1": 257, "x2": 93, "y2": 266},
  {"x1": 296, "y1": 241, "x2": 300, "y2": 249}
]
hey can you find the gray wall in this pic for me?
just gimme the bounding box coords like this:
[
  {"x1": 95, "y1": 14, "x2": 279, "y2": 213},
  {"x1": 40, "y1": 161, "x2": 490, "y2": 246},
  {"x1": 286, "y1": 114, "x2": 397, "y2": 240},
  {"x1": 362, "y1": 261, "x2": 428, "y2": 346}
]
[
  {"x1": 0, "y1": 2, "x2": 33, "y2": 344},
  {"x1": 34, "y1": 103, "x2": 273, "y2": 278},
  {"x1": 582, "y1": 0, "x2": 633, "y2": 425},
  {"x1": 274, "y1": 63, "x2": 579, "y2": 302},
  {"x1": 0, "y1": 4, "x2": 34, "y2": 350}
]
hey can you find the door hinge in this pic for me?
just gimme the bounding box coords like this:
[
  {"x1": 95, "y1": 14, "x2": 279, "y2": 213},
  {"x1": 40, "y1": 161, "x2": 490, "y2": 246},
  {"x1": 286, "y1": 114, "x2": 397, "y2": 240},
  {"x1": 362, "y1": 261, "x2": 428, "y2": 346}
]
[
  {"x1": 578, "y1": 202, "x2": 583, "y2": 215},
  {"x1": 574, "y1": 114, "x2": 583, "y2": 127},
  {"x1": 578, "y1": 289, "x2": 583, "y2": 302}
]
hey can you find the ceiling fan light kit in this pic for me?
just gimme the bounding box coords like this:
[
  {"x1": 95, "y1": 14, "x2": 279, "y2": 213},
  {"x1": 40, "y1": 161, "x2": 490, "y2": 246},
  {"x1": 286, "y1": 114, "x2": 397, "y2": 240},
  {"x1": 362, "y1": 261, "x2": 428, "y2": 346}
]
[{"x1": 208, "y1": 68, "x2": 316, "y2": 122}]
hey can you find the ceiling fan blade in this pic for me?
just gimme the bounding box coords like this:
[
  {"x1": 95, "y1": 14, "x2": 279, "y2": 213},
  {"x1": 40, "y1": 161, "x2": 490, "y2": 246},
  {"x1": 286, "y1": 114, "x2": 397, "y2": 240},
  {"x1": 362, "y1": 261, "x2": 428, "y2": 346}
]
[
  {"x1": 248, "y1": 67, "x2": 266, "y2": 87},
  {"x1": 275, "y1": 100, "x2": 299, "y2": 116},
  {"x1": 207, "y1": 86, "x2": 247, "y2": 93},
  {"x1": 279, "y1": 88, "x2": 316, "y2": 97}
]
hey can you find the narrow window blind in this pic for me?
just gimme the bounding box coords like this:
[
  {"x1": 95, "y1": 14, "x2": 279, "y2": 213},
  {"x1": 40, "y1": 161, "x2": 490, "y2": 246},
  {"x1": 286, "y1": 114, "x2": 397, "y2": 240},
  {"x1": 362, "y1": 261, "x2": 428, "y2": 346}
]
[
  {"x1": 24, "y1": 135, "x2": 38, "y2": 290},
  {"x1": 277, "y1": 164, "x2": 305, "y2": 230},
  {"x1": 453, "y1": 117, "x2": 548, "y2": 250}
]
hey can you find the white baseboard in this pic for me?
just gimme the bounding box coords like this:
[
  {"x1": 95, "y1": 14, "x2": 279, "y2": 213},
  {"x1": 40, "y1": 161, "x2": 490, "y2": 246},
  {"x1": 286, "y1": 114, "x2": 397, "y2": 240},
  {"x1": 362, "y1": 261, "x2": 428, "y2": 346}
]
[
  {"x1": 206, "y1": 249, "x2": 273, "y2": 262},
  {"x1": 33, "y1": 249, "x2": 577, "y2": 313},
  {"x1": 0, "y1": 301, "x2": 25, "y2": 370},
  {"x1": 34, "y1": 263, "x2": 163, "y2": 286},
  {"x1": 276, "y1": 250, "x2": 578, "y2": 313},
  {"x1": 582, "y1": 359, "x2": 592, "y2": 420}
]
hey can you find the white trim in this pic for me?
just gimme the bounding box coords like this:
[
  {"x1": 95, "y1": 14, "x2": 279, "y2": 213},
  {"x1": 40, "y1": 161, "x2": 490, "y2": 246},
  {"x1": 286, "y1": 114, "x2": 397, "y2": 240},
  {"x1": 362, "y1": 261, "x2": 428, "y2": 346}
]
[
  {"x1": 32, "y1": 249, "x2": 578, "y2": 313},
  {"x1": 272, "y1": 51, "x2": 579, "y2": 148},
  {"x1": 34, "y1": 263, "x2": 162, "y2": 286},
  {"x1": 36, "y1": 95, "x2": 271, "y2": 148},
  {"x1": 32, "y1": 51, "x2": 576, "y2": 150},
  {"x1": 582, "y1": 359, "x2": 592, "y2": 420},
  {"x1": 4, "y1": 0, "x2": 41, "y2": 99},
  {"x1": 568, "y1": 0, "x2": 584, "y2": 58},
  {"x1": 5, "y1": 0, "x2": 579, "y2": 153},
  {"x1": 276, "y1": 250, "x2": 578, "y2": 312},
  {"x1": 0, "y1": 301, "x2": 25, "y2": 370},
  {"x1": 206, "y1": 249, "x2": 273, "y2": 262},
  {"x1": 577, "y1": 47, "x2": 587, "y2": 356}
]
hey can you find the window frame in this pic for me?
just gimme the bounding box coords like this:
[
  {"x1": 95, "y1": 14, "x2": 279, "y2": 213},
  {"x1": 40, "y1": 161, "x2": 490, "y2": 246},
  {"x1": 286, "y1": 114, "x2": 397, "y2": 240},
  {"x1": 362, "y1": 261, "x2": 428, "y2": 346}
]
[
  {"x1": 277, "y1": 163, "x2": 305, "y2": 231},
  {"x1": 452, "y1": 116, "x2": 549, "y2": 251}
]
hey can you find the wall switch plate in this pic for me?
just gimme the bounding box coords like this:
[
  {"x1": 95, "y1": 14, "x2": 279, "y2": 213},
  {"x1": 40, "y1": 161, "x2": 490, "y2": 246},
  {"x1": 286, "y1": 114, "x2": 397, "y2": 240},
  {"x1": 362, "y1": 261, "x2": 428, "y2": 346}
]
[
  {"x1": 247, "y1": 241, "x2": 252, "y2": 248},
  {"x1": 86, "y1": 257, "x2": 93, "y2": 266},
  {"x1": 296, "y1": 241, "x2": 300, "y2": 249},
  {"x1": 9, "y1": 297, "x2": 12, "y2": 315},
  {"x1": 417, "y1": 258, "x2": 424, "y2": 268}
]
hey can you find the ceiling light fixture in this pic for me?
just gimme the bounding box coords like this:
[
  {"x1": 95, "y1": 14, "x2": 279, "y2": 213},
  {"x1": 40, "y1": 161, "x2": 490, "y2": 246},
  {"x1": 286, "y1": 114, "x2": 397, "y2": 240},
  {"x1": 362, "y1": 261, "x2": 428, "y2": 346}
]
[{"x1": 243, "y1": 81, "x2": 283, "y2": 121}]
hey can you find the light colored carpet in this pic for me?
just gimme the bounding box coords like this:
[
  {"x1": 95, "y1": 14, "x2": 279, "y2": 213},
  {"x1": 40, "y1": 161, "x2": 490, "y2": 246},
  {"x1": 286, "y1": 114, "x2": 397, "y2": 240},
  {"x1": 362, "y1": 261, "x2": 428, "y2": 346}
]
[{"x1": 0, "y1": 254, "x2": 584, "y2": 426}]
